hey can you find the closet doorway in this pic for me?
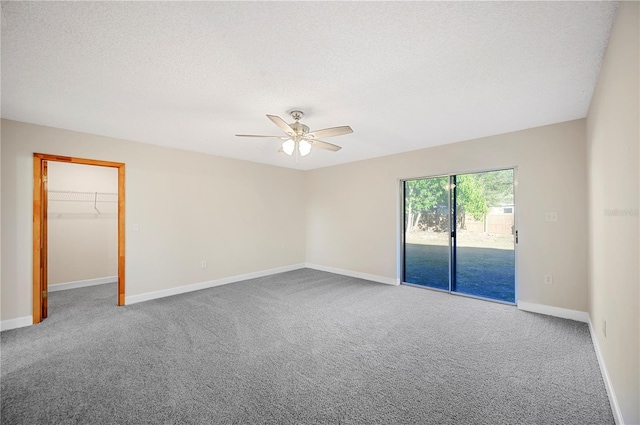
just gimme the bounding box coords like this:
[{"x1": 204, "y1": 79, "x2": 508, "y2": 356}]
[{"x1": 33, "y1": 154, "x2": 125, "y2": 324}]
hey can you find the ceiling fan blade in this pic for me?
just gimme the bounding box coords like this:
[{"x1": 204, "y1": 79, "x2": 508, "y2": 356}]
[
  {"x1": 310, "y1": 139, "x2": 342, "y2": 152},
  {"x1": 306, "y1": 126, "x2": 353, "y2": 140},
  {"x1": 266, "y1": 115, "x2": 296, "y2": 137},
  {"x1": 236, "y1": 134, "x2": 287, "y2": 139}
]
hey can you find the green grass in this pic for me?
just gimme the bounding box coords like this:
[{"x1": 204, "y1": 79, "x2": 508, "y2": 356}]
[{"x1": 404, "y1": 243, "x2": 515, "y2": 303}]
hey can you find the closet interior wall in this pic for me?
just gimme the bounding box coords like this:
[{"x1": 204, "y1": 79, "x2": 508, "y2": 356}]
[{"x1": 47, "y1": 162, "x2": 118, "y2": 287}]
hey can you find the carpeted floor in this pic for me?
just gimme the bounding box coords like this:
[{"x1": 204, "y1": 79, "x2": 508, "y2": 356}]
[{"x1": 1, "y1": 269, "x2": 613, "y2": 424}]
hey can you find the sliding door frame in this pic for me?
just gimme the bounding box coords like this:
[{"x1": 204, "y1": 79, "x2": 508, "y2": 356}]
[
  {"x1": 399, "y1": 166, "x2": 518, "y2": 305},
  {"x1": 33, "y1": 153, "x2": 126, "y2": 324},
  {"x1": 401, "y1": 173, "x2": 453, "y2": 293}
]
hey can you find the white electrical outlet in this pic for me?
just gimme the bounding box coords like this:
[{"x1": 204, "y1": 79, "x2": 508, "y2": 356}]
[
  {"x1": 201, "y1": 260, "x2": 207, "y2": 269},
  {"x1": 544, "y1": 275, "x2": 553, "y2": 285},
  {"x1": 545, "y1": 212, "x2": 559, "y2": 222},
  {"x1": 133, "y1": 224, "x2": 140, "y2": 231},
  {"x1": 603, "y1": 319, "x2": 607, "y2": 337}
]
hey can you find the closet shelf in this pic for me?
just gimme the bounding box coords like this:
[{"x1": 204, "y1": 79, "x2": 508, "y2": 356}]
[
  {"x1": 48, "y1": 190, "x2": 118, "y2": 216},
  {"x1": 48, "y1": 190, "x2": 118, "y2": 203}
]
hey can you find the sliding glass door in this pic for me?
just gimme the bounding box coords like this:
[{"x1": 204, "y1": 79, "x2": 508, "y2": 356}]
[
  {"x1": 403, "y1": 176, "x2": 451, "y2": 290},
  {"x1": 403, "y1": 169, "x2": 515, "y2": 303}
]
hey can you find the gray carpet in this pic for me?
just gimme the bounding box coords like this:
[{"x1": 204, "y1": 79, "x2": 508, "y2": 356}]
[{"x1": 1, "y1": 269, "x2": 613, "y2": 424}]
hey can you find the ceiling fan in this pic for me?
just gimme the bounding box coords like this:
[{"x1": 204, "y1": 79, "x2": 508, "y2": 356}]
[{"x1": 236, "y1": 110, "x2": 353, "y2": 157}]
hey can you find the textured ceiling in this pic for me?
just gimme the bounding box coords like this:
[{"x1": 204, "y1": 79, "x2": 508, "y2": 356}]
[{"x1": 1, "y1": 1, "x2": 618, "y2": 170}]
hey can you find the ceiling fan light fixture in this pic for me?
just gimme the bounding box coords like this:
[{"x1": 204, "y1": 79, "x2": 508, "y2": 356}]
[
  {"x1": 237, "y1": 110, "x2": 352, "y2": 158},
  {"x1": 282, "y1": 139, "x2": 295, "y2": 156},
  {"x1": 299, "y1": 139, "x2": 311, "y2": 156}
]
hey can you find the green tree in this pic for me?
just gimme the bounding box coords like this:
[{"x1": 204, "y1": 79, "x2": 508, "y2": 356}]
[
  {"x1": 474, "y1": 169, "x2": 514, "y2": 206},
  {"x1": 405, "y1": 178, "x2": 448, "y2": 232},
  {"x1": 455, "y1": 174, "x2": 488, "y2": 221},
  {"x1": 405, "y1": 170, "x2": 513, "y2": 232}
]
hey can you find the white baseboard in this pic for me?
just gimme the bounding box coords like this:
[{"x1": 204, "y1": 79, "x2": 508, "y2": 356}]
[
  {"x1": 588, "y1": 318, "x2": 624, "y2": 425},
  {"x1": 0, "y1": 270, "x2": 626, "y2": 424},
  {"x1": 517, "y1": 301, "x2": 589, "y2": 323},
  {"x1": 305, "y1": 263, "x2": 400, "y2": 286},
  {"x1": 0, "y1": 315, "x2": 33, "y2": 332},
  {"x1": 49, "y1": 276, "x2": 118, "y2": 292},
  {"x1": 125, "y1": 263, "x2": 306, "y2": 305},
  {"x1": 517, "y1": 303, "x2": 623, "y2": 423}
]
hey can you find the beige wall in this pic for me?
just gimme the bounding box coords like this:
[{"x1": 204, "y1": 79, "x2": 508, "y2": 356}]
[
  {"x1": 307, "y1": 119, "x2": 589, "y2": 311},
  {"x1": 1, "y1": 119, "x2": 306, "y2": 320},
  {"x1": 586, "y1": 2, "x2": 640, "y2": 424},
  {"x1": 47, "y1": 162, "x2": 118, "y2": 285},
  {"x1": 1, "y1": 22, "x2": 637, "y2": 413}
]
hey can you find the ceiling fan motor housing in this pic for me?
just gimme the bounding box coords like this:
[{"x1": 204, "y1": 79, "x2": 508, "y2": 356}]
[{"x1": 290, "y1": 122, "x2": 310, "y2": 139}]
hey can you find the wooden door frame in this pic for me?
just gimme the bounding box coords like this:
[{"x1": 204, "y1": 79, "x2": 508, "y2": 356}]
[{"x1": 33, "y1": 153, "x2": 126, "y2": 324}]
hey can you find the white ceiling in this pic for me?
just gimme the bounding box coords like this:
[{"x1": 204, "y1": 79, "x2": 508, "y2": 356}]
[{"x1": 1, "y1": 1, "x2": 618, "y2": 170}]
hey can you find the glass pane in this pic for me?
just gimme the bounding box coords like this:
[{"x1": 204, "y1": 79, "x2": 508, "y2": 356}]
[
  {"x1": 404, "y1": 177, "x2": 450, "y2": 290},
  {"x1": 454, "y1": 169, "x2": 515, "y2": 302}
]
